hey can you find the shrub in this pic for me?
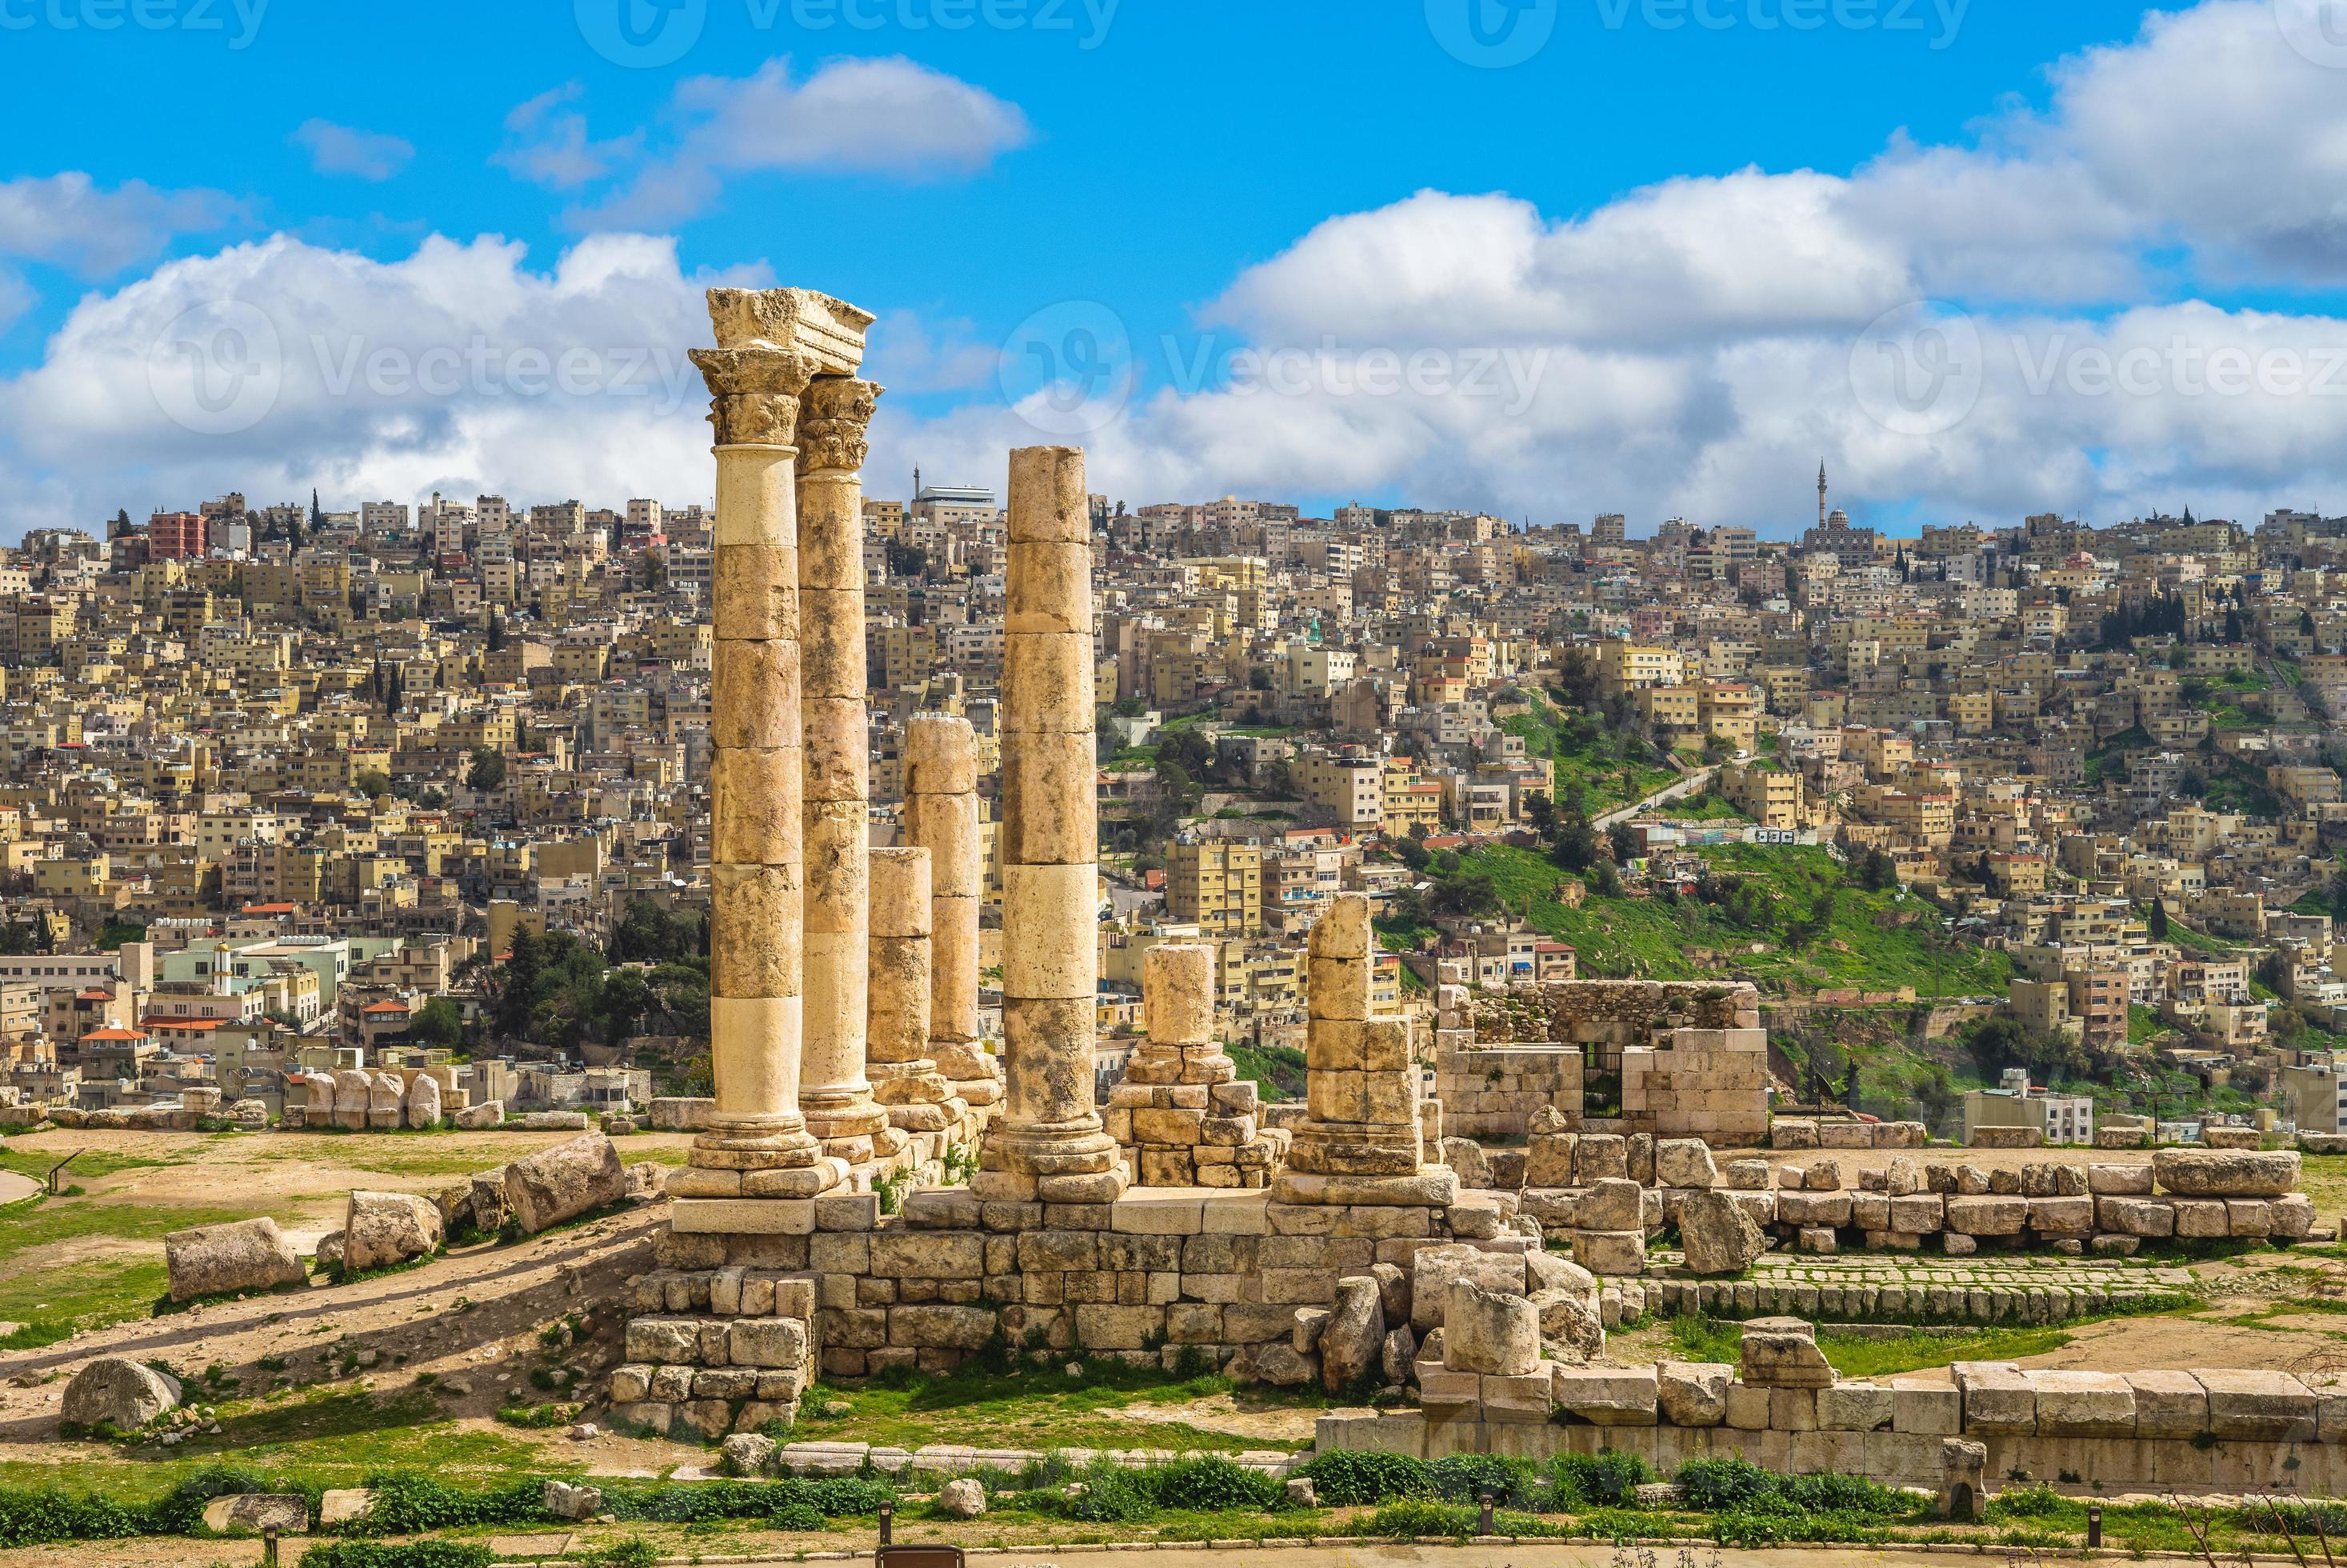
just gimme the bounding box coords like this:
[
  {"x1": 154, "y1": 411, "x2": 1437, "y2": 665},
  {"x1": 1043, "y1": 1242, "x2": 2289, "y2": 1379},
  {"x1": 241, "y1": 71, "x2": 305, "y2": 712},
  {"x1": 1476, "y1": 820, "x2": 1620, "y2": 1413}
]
[
  {"x1": 1990, "y1": 1484, "x2": 2078, "y2": 1522},
  {"x1": 300, "y1": 1545, "x2": 495, "y2": 1568},
  {"x1": 1779, "y1": 1472, "x2": 1904, "y2": 1515},
  {"x1": 346, "y1": 1475, "x2": 542, "y2": 1537},
  {"x1": 1426, "y1": 1454, "x2": 1541, "y2": 1509},
  {"x1": 1300, "y1": 1449, "x2": 1433, "y2": 1506},
  {"x1": 1363, "y1": 1498, "x2": 1477, "y2": 1538},
  {"x1": 589, "y1": 1542, "x2": 659, "y2": 1568},
  {"x1": 802, "y1": 1477, "x2": 896, "y2": 1516},
  {"x1": 1147, "y1": 1456, "x2": 1281, "y2": 1513},
  {"x1": 0, "y1": 1486, "x2": 145, "y2": 1549},
  {"x1": 1677, "y1": 1456, "x2": 1774, "y2": 1512},
  {"x1": 1053, "y1": 1458, "x2": 1157, "y2": 1524},
  {"x1": 770, "y1": 1502, "x2": 825, "y2": 1531},
  {"x1": 1548, "y1": 1450, "x2": 1653, "y2": 1510}
]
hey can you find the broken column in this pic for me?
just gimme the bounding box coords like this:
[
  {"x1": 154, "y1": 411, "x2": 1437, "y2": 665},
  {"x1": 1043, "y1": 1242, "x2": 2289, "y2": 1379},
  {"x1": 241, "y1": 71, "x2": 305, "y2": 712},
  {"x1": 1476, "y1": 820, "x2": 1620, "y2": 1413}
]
[
  {"x1": 676, "y1": 286, "x2": 866, "y2": 1201},
  {"x1": 866, "y1": 845, "x2": 965, "y2": 1156},
  {"x1": 794, "y1": 373, "x2": 895, "y2": 1174},
  {"x1": 1273, "y1": 893, "x2": 1457, "y2": 1208},
  {"x1": 902, "y1": 712, "x2": 1003, "y2": 1118},
  {"x1": 1110, "y1": 942, "x2": 1283, "y2": 1189},
  {"x1": 973, "y1": 445, "x2": 1123, "y2": 1204}
]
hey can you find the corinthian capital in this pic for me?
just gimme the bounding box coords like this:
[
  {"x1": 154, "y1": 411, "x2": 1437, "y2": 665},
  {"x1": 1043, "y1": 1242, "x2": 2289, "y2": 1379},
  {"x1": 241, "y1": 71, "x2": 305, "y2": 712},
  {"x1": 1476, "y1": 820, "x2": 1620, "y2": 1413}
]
[
  {"x1": 691, "y1": 346, "x2": 819, "y2": 448},
  {"x1": 798, "y1": 378, "x2": 882, "y2": 474}
]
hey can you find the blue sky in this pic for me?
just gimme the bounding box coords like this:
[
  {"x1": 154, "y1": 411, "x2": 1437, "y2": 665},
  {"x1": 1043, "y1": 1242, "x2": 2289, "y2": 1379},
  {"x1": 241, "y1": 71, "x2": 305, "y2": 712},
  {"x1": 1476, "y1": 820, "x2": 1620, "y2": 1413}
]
[{"x1": 4, "y1": 0, "x2": 2347, "y2": 537}]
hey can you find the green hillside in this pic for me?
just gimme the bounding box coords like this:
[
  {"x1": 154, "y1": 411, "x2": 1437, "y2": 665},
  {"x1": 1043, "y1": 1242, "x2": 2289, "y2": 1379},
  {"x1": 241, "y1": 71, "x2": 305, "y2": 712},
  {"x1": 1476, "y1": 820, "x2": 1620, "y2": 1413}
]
[
  {"x1": 1497, "y1": 692, "x2": 1676, "y2": 815},
  {"x1": 1448, "y1": 842, "x2": 2013, "y2": 998}
]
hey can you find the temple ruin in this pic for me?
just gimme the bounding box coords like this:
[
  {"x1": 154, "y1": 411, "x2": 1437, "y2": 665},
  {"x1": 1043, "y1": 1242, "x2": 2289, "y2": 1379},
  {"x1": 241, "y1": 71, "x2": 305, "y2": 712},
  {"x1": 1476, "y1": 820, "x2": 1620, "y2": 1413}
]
[{"x1": 612, "y1": 286, "x2": 2340, "y2": 1498}]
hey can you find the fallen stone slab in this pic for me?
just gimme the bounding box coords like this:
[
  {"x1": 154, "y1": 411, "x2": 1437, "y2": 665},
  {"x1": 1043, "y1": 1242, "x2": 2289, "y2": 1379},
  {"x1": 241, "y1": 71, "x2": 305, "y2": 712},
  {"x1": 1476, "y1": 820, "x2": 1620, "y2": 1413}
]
[
  {"x1": 163, "y1": 1216, "x2": 308, "y2": 1302},
  {"x1": 503, "y1": 1133, "x2": 626, "y2": 1234},
  {"x1": 202, "y1": 1495, "x2": 309, "y2": 1535},
  {"x1": 62, "y1": 1358, "x2": 180, "y2": 1431},
  {"x1": 342, "y1": 1190, "x2": 443, "y2": 1272},
  {"x1": 2153, "y1": 1149, "x2": 2300, "y2": 1198}
]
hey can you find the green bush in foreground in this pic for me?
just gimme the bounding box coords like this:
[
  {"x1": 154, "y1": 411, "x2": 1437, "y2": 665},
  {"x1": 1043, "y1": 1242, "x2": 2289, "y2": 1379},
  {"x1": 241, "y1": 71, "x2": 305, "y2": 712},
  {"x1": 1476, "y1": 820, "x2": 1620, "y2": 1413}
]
[
  {"x1": 301, "y1": 1544, "x2": 494, "y2": 1568},
  {"x1": 0, "y1": 1466, "x2": 319, "y2": 1550},
  {"x1": 1299, "y1": 1448, "x2": 1655, "y2": 1514}
]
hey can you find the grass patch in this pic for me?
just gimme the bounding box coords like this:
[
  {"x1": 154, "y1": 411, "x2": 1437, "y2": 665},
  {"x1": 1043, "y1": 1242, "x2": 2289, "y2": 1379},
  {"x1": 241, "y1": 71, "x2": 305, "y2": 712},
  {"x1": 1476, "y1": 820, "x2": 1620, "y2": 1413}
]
[
  {"x1": 1664, "y1": 1314, "x2": 2076, "y2": 1377},
  {"x1": 1502, "y1": 691, "x2": 1677, "y2": 816},
  {"x1": 1227, "y1": 1042, "x2": 1305, "y2": 1103},
  {"x1": 1453, "y1": 841, "x2": 2012, "y2": 996},
  {"x1": 0, "y1": 1194, "x2": 300, "y2": 1346},
  {"x1": 0, "y1": 1146, "x2": 186, "y2": 1183}
]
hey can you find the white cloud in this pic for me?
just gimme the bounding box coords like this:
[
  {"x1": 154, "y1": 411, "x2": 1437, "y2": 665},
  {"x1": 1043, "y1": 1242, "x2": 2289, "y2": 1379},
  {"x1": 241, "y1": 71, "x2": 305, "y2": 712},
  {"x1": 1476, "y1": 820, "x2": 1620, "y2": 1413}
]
[
  {"x1": 292, "y1": 121, "x2": 416, "y2": 182},
  {"x1": 0, "y1": 172, "x2": 238, "y2": 276},
  {"x1": 13, "y1": 1, "x2": 2347, "y2": 541},
  {"x1": 0, "y1": 232, "x2": 754, "y2": 532},
  {"x1": 568, "y1": 57, "x2": 1031, "y2": 229},
  {"x1": 493, "y1": 85, "x2": 638, "y2": 193},
  {"x1": 864, "y1": 309, "x2": 998, "y2": 394}
]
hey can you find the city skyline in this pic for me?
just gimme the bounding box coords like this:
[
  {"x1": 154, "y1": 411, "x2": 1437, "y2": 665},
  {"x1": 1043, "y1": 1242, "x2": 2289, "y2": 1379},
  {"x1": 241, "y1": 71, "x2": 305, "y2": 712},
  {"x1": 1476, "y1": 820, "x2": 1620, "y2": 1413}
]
[{"x1": 6, "y1": 2, "x2": 2347, "y2": 539}]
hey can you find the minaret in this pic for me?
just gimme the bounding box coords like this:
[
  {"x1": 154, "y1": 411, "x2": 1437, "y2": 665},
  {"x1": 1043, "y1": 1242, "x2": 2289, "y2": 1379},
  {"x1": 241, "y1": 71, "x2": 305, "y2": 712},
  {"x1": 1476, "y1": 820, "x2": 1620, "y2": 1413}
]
[{"x1": 1818, "y1": 460, "x2": 1828, "y2": 531}]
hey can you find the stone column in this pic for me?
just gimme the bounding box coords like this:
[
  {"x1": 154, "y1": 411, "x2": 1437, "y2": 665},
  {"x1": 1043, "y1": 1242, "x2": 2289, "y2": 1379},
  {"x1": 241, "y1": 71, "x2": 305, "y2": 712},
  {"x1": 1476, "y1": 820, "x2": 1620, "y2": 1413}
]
[
  {"x1": 903, "y1": 713, "x2": 1002, "y2": 1113},
  {"x1": 676, "y1": 286, "x2": 867, "y2": 1202},
  {"x1": 1272, "y1": 893, "x2": 1457, "y2": 1207},
  {"x1": 794, "y1": 375, "x2": 894, "y2": 1171},
  {"x1": 1109, "y1": 942, "x2": 1276, "y2": 1188},
  {"x1": 866, "y1": 847, "x2": 959, "y2": 1144},
  {"x1": 974, "y1": 445, "x2": 1122, "y2": 1203}
]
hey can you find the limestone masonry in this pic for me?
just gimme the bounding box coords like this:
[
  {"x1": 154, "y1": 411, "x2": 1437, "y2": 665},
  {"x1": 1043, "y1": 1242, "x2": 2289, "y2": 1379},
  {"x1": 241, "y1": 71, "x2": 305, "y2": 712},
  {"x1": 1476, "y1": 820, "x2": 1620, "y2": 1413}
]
[{"x1": 606, "y1": 284, "x2": 2331, "y2": 1488}]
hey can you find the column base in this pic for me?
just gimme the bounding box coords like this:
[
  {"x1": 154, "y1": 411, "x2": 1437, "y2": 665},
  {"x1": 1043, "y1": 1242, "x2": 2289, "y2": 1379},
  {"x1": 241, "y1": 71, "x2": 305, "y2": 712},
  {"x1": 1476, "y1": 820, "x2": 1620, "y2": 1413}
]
[
  {"x1": 802, "y1": 1091, "x2": 891, "y2": 1167},
  {"x1": 976, "y1": 1120, "x2": 1128, "y2": 1202},
  {"x1": 690, "y1": 1118, "x2": 824, "y2": 1172}
]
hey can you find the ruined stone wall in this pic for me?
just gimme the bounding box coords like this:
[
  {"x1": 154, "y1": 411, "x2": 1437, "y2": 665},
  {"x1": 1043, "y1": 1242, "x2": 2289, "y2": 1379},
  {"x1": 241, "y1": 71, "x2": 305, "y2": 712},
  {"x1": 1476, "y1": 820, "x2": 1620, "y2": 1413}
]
[
  {"x1": 1445, "y1": 981, "x2": 1768, "y2": 1144},
  {"x1": 614, "y1": 1182, "x2": 1515, "y2": 1435},
  {"x1": 1513, "y1": 1142, "x2": 2311, "y2": 1262},
  {"x1": 1621, "y1": 1028, "x2": 1770, "y2": 1142},
  {"x1": 1436, "y1": 1046, "x2": 1584, "y2": 1139},
  {"x1": 1321, "y1": 1362, "x2": 2347, "y2": 1494}
]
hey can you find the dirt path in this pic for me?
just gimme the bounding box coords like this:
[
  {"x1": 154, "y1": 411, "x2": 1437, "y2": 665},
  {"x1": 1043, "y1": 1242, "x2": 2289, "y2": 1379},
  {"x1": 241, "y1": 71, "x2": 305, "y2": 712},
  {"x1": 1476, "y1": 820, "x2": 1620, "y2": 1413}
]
[{"x1": 0, "y1": 1173, "x2": 35, "y2": 1205}]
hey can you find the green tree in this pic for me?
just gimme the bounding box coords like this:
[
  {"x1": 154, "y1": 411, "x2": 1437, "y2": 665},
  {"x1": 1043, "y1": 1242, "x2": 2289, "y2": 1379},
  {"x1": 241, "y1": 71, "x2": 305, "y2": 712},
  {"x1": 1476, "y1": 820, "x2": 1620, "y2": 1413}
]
[
  {"x1": 354, "y1": 768, "x2": 392, "y2": 798},
  {"x1": 467, "y1": 747, "x2": 507, "y2": 791},
  {"x1": 410, "y1": 995, "x2": 466, "y2": 1048},
  {"x1": 885, "y1": 538, "x2": 929, "y2": 579}
]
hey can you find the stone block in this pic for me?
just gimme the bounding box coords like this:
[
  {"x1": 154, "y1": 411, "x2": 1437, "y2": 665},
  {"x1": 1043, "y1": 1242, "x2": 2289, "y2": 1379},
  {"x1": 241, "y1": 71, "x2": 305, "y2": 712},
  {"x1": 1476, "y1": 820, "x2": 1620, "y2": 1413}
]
[
  {"x1": 1657, "y1": 1362, "x2": 1733, "y2": 1426},
  {"x1": 2126, "y1": 1369, "x2": 2209, "y2": 1438},
  {"x1": 1551, "y1": 1364, "x2": 1658, "y2": 1426},
  {"x1": 1817, "y1": 1382, "x2": 1893, "y2": 1432},
  {"x1": 2153, "y1": 1149, "x2": 2300, "y2": 1198},
  {"x1": 1954, "y1": 1362, "x2": 2034, "y2": 1434},
  {"x1": 1891, "y1": 1378, "x2": 1962, "y2": 1435},
  {"x1": 2030, "y1": 1370, "x2": 2135, "y2": 1436},
  {"x1": 2197, "y1": 1368, "x2": 2317, "y2": 1442},
  {"x1": 1945, "y1": 1196, "x2": 2027, "y2": 1236}
]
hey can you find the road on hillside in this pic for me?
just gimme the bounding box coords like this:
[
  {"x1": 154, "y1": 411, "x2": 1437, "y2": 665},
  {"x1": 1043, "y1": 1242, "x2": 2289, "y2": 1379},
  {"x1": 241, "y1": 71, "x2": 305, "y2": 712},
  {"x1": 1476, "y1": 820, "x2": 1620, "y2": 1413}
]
[{"x1": 1595, "y1": 764, "x2": 1719, "y2": 830}]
